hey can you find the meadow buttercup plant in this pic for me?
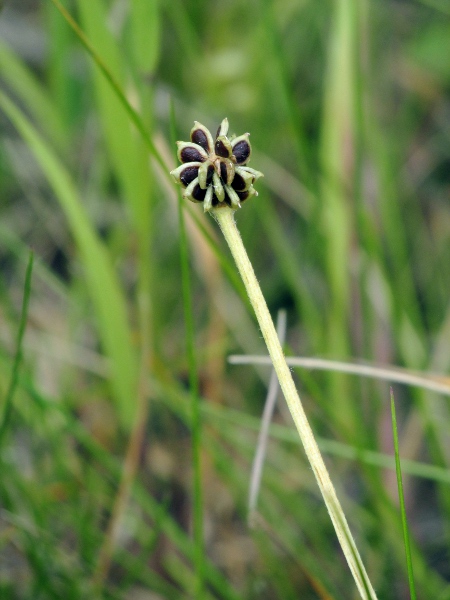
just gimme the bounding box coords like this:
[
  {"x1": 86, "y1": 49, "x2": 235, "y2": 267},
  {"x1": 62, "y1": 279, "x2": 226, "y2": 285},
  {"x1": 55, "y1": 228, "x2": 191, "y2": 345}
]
[{"x1": 171, "y1": 119, "x2": 378, "y2": 600}]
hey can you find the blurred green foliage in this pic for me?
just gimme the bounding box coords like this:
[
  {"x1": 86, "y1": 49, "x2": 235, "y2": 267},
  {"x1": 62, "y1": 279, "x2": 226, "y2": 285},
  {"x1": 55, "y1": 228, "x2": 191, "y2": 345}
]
[{"x1": 0, "y1": 0, "x2": 449, "y2": 598}]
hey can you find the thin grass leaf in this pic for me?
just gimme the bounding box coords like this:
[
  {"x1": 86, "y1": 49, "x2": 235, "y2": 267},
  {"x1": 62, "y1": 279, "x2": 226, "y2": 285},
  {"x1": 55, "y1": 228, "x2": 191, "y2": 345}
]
[
  {"x1": 228, "y1": 354, "x2": 450, "y2": 397},
  {"x1": 0, "y1": 251, "x2": 33, "y2": 444},
  {"x1": 76, "y1": 0, "x2": 153, "y2": 239},
  {"x1": 0, "y1": 40, "x2": 67, "y2": 150},
  {"x1": 320, "y1": 0, "x2": 358, "y2": 298},
  {"x1": 170, "y1": 102, "x2": 205, "y2": 598},
  {"x1": 260, "y1": 0, "x2": 312, "y2": 185},
  {"x1": 390, "y1": 388, "x2": 417, "y2": 600},
  {"x1": 161, "y1": 0, "x2": 202, "y2": 66},
  {"x1": 129, "y1": 0, "x2": 160, "y2": 76},
  {"x1": 114, "y1": 549, "x2": 186, "y2": 600},
  {"x1": 200, "y1": 401, "x2": 450, "y2": 485},
  {"x1": 43, "y1": 1, "x2": 80, "y2": 132}
]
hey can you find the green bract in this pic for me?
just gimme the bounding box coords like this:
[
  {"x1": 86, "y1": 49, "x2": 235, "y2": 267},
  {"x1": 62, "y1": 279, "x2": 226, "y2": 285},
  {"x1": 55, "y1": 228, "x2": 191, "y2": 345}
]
[{"x1": 170, "y1": 118, "x2": 263, "y2": 212}]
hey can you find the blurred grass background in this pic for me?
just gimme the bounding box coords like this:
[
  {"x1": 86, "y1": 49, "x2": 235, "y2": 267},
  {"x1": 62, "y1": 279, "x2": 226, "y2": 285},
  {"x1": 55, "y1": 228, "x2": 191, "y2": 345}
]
[{"x1": 1, "y1": 0, "x2": 450, "y2": 598}]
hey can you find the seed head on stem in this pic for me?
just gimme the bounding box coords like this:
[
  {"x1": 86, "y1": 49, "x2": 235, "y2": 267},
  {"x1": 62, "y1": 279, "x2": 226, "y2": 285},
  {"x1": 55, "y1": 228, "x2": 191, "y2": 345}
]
[
  {"x1": 170, "y1": 119, "x2": 378, "y2": 600},
  {"x1": 170, "y1": 118, "x2": 263, "y2": 212}
]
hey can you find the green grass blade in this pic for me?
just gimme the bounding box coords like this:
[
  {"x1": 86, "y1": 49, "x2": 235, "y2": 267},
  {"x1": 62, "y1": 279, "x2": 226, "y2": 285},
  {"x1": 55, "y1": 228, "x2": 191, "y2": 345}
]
[
  {"x1": 49, "y1": 0, "x2": 166, "y2": 172},
  {"x1": 74, "y1": 0, "x2": 156, "y2": 402},
  {"x1": 170, "y1": 103, "x2": 205, "y2": 598},
  {"x1": 76, "y1": 0, "x2": 152, "y2": 236},
  {"x1": 390, "y1": 388, "x2": 417, "y2": 600},
  {"x1": 129, "y1": 0, "x2": 160, "y2": 76},
  {"x1": 161, "y1": 0, "x2": 201, "y2": 66},
  {"x1": 25, "y1": 382, "x2": 243, "y2": 600},
  {"x1": 318, "y1": 0, "x2": 359, "y2": 431},
  {"x1": 0, "y1": 91, "x2": 137, "y2": 428},
  {"x1": 43, "y1": 0, "x2": 80, "y2": 132},
  {"x1": 0, "y1": 40, "x2": 67, "y2": 150},
  {"x1": 319, "y1": 0, "x2": 355, "y2": 335},
  {"x1": 260, "y1": 0, "x2": 313, "y2": 185},
  {"x1": 0, "y1": 251, "x2": 33, "y2": 444}
]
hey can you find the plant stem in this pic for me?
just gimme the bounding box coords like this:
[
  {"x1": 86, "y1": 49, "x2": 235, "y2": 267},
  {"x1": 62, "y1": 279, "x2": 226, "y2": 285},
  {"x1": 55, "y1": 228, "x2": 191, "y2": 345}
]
[
  {"x1": 390, "y1": 388, "x2": 417, "y2": 600},
  {"x1": 213, "y1": 206, "x2": 377, "y2": 600}
]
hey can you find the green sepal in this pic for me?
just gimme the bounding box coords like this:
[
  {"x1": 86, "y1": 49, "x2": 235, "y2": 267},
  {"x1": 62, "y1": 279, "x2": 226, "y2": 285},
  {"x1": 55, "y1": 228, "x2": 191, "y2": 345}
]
[
  {"x1": 216, "y1": 117, "x2": 229, "y2": 138},
  {"x1": 213, "y1": 171, "x2": 225, "y2": 202},
  {"x1": 198, "y1": 160, "x2": 211, "y2": 189},
  {"x1": 237, "y1": 166, "x2": 264, "y2": 182},
  {"x1": 215, "y1": 135, "x2": 233, "y2": 158},
  {"x1": 183, "y1": 177, "x2": 201, "y2": 203},
  {"x1": 203, "y1": 185, "x2": 213, "y2": 213},
  {"x1": 221, "y1": 159, "x2": 235, "y2": 185},
  {"x1": 241, "y1": 186, "x2": 258, "y2": 202},
  {"x1": 233, "y1": 168, "x2": 255, "y2": 191},
  {"x1": 225, "y1": 185, "x2": 241, "y2": 210}
]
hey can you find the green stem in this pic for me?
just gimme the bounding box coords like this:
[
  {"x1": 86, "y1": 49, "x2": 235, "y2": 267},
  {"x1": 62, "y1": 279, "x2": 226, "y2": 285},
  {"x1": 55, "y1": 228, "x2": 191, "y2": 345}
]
[{"x1": 213, "y1": 206, "x2": 377, "y2": 600}]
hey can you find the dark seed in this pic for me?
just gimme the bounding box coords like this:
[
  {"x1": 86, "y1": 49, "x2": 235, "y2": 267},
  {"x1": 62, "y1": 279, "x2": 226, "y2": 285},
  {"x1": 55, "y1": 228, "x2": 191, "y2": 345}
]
[
  {"x1": 237, "y1": 190, "x2": 249, "y2": 202},
  {"x1": 220, "y1": 162, "x2": 227, "y2": 181},
  {"x1": 212, "y1": 194, "x2": 220, "y2": 207},
  {"x1": 223, "y1": 192, "x2": 232, "y2": 207},
  {"x1": 192, "y1": 184, "x2": 207, "y2": 201},
  {"x1": 215, "y1": 139, "x2": 230, "y2": 158},
  {"x1": 180, "y1": 146, "x2": 206, "y2": 163},
  {"x1": 180, "y1": 166, "x2": 199, "y2": 187},
  {"x1": 206, "y1": 164, "x2": 214, "y2": 184},
  {"x1": 232, "y1": 140, "x2": 250, "y2": 164},
  {"x1": 191, "y1": 129, "x2": 211, "y2": 153},
  {"x1": 231, "y1": 173, "x2": 246, "y2": 191}
]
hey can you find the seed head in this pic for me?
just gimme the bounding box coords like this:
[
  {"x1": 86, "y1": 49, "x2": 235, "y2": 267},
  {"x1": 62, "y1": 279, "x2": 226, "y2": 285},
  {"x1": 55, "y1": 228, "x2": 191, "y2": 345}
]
[{"x1": 170, "y1": 118, "x2": 263, "y2": 212}]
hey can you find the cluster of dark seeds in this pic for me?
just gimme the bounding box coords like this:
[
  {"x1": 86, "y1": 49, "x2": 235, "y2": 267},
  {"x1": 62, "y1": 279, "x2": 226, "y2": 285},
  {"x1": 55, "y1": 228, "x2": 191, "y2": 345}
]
[{"x1": 170, "y1": 118, "x2": 263, "y2": 212}]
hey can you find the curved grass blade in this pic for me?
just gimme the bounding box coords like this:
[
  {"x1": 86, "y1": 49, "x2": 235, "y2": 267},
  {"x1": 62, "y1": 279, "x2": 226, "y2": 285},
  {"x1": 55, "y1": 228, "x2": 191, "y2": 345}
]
[
  {"x1": 0, "y1": 40, "x2": 67, "y2": 151},
  {"x1": 0, "y1": 91, "x2": 137, "y2": 428},
  {"x1": 228, "y1": 354, "x2": 450, "y2": 397},
  {"x1": 390, "y1": 388, "x2": 417, "y2": 600}
]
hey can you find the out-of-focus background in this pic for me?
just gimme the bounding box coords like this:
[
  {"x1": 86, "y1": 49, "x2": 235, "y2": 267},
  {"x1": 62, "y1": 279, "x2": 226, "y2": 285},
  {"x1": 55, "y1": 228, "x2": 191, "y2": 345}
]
[{"x1": 1, "y1": 0, "x2": 450, "y2": 598}]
